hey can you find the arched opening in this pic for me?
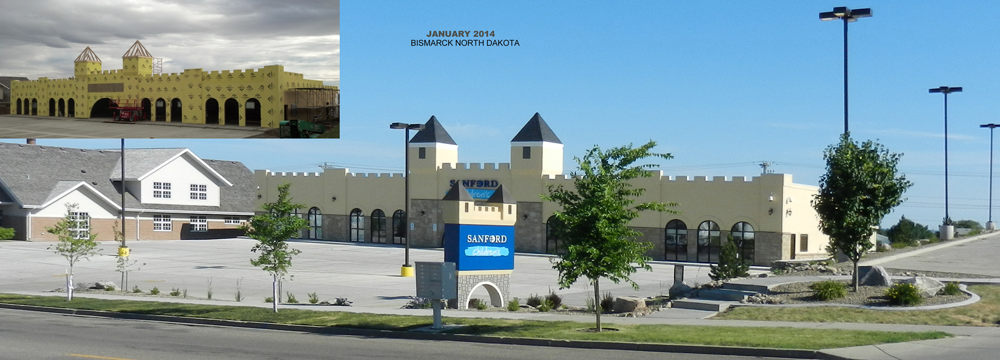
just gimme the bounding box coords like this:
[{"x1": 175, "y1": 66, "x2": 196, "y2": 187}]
[
  {"x1": 205, "y1": 98, "x2": 220, "y2": 124},
  {"x1": 141, "y1": 99, "x2": 151, "y2": 121},
  {"x1": 546, "y1": 215, "x2": 564, "y2": 254},
  {"x1": 31, "y1": 99, "x2": 37, "y2": 115},
  {"x1": 349, "y1": 208, "x2": 364, "y2": 242},
  {"x1": 245, "y1": 98, "x2": 261, "y2": 127},
  {"x1": 463, "y1": 282, "x2": 504, "y2": 309},
  {"x1": 307, "y1": 207, "x2": 322, "y2": 240},
  {"x1": 48, "y1": 98, "x2": 56, "y2": 116},
  {"x1": 170, "y1": 98, "x2": 182, "y2": 122},
  {"x1": 155, "y1": 98, "x2": 166, "y2": 121},
  {"x1": 731, "y1": 222, "x2": 755, "y2": 265},
  {"x1": 67, "y1": 98, "x2": 75, "y2": 117},
  {"x1": 665, "y1": 220, "x2": 688, "y2": 261},
  {"x1": 224, "y1": 98, "x2": 239, "y2": 125},
  {"x1": 58, "y1": 99, "x2": 65, "y2": 117},
  {"x1": 370, "y1": 209, "x2": 386, "y2": 243},
  {"x1": 89, "y1": 98, "x2": 115, "y2": 118},
  {"x1": 15, "y1": 99, "x2": 21, "y2": 115},
  {"x1": 392, "y1": 210, "x2": 406, "y2": 244},
  {"x1": 697, "y1": 220, "x2": 721, "y2": 263}
]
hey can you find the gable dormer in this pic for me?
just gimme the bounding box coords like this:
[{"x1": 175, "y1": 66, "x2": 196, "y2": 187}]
[{"x1": 111, "y1": 149, "x2": 231, "y2": 207}]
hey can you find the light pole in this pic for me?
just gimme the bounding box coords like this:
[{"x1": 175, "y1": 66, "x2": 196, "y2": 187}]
[
  {"x1": 981, "y1": 123, "x2": 999, "y2": 231},
  {"x1": 930, "y1": 86, "x2": 961, "y2": 239},
  {"x1": 390, "y1": 122, "x2": 426, "y2": 277},
  {"x1": 820, "y1": 6, "x2": 872, "y2": 134}
]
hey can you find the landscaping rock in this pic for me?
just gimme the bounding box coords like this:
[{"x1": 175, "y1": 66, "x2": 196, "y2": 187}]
[
  {"x1": 757, "y1": 273, "x2": 770, "y2": 278},
  {"x1": 859, "y1": 266, "x2": 892, "y2": 287},
  {"x1": 668, "y1": 282, "x2": 693, "y2": 298},
  {"x1": 878, "y1": 243, "x2": 892, "y2": 252},
  {"x1": 612, "y1": 296, "x2": 647, "y2": 313},
  {"x1": 90, "y1": 281, "x2": 117, "y2": 290},
  {"x1": 901, "y1": 276, "x2": 945, "y2": 298}
]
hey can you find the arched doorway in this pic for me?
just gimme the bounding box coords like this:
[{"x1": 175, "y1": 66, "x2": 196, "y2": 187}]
[
  {"x1": 370, "y1": 209, "x2": 386, "y2": 243},
  {"x1": 58, "y1": 99, "x2": 65, "y2": 117},
  {"x1": 170, "y1": 98, "x2": 182, "y2": 122},
  {"x1": 697, "y1": 220, "x2": 721, "y2": 263},
  {"x1": 205, "y1": 98, "x2": 220, "y2": 125},
  {"x1": 307, "y1": 207, "x2": 322, "y2": 240},
  {"x1": 89, "y1": 98, "x2": 115, "y2": 118},
  {"x1": 349, "y1": 209, "x2": 364, "y2": 242},
  {"x1": 15, "y1": 99, "x2": 21, "y2": 115},
  {"x1": 141, "y1": 99, "x2": 151, "y2": 121},
  {"x1": 155, "y1": 98, "x2": 165, "y2": 121},
  {"x1": 546, "y1": 215, "x2": 564, "y2": 254},
  {"x1": 245, "y1": 99, "x2": 261, "y2": 127},
  {"x1": 392, "y1": 210, "x2": 406, "y2": 244},
  {"x1": 731, "y1": 222, "x2": 755, "y2": 265},
  {"x1": 224, "y1": 98, "x2": 239, "y2": 125},
  {"x1": 665, "y1": 220, "x2": 688, "y2": 261},
  {"x1": 67, "y1": 98, "x2": 75, "y2": 117},
  {"x1": 31, "y1": 99, "x2": 37, "y2": 115},
  {"x1": 48, "y1": 98, "x2": 55, "y2": 116}
]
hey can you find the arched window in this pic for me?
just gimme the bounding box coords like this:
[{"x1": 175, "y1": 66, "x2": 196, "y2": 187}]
[
  {"x1": 731, "y1": 222, "x2": 755, "y2": 265},
  {"x1": 392, "y1": 210, "x2": 406, "y2": 244},
  {"x1": 546, "y1": 215, "x2": 564, "y2": 254},
  {"x1": 665, "y1": 220, "x2": 687, "y2": 261},
  {"x1": 350, "y1": 208, "x2": 364, "y2": 242},
  {"x1": 697, "y1": 220, "x2": 721, "y2": 263},
  {"x1": 307, "y1": 207, "x2": 322, "y2": 240},
  {"x1": 371, "y1": 209, "x2": 386, "y2": 243},
  {"x1": 15, "y1": 99, "x2": 21, "y2": 115}
]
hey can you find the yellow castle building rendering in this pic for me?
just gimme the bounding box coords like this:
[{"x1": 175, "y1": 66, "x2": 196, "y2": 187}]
[{"x1": 10, "y1": 41, "x2": 338, "y2": 128}]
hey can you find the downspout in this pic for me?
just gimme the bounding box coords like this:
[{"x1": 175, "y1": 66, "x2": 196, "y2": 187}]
[
  {"x1": 134, "y1": 209, "x2": 144, "y2": 241},
  {"x1": 25, "y1": 211, "x2": 31, "y2": 241}
]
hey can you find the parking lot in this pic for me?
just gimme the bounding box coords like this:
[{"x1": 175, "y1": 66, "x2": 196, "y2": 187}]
[{"x1": 0, "y1": 115, "x2": 267, "y2": 138}]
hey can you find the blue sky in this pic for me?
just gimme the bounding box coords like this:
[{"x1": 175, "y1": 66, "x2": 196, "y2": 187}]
[{"x1": 6, "y1": 1, "x2": 1000, "y2": 229}]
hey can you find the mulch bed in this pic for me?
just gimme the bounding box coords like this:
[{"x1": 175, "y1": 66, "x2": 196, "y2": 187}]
[{"x1": 765, "y1": 280, "x2": 970, "y2": 307}]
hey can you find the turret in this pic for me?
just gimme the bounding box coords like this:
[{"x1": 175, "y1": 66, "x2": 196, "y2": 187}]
[
  {"x1": 409, "y1": 115, "x2": 458, "y2": 170},
  {"x1": 121, "y1": 40, "x2": 153, "y2": 77},
  {"x1": 73, "y1": 47, "x2": 102, "y2": 77},
  {"x1": 510, "y1": 112, "x2": 563, "y2": 176}
]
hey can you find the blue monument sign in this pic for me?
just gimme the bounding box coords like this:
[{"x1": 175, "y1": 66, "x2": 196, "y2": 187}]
[{"x1": 444, "y1": 224, "x2": 515, "y2": 271}]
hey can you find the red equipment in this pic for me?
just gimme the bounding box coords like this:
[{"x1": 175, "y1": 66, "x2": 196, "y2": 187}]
[{"x1": 110, "y1": 99, "x2": 146, "y2": 123}]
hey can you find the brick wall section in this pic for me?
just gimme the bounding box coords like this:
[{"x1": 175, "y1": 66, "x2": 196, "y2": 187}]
[
  {"x1": 450, "y1": 273, "x2": 510, "y2": 310},
  {"x1": 324, "y1": 214, "x2": 347, "y2": 241},
  {"x1": 410, "y1": 199, "x2": 443, "y2": 247},
  {"x1": 632, "y1": 226, "x2": 665, "y2": 260},
  {"x1": 27, "y1": 216, "x2": 243, "y2": 241},
  {"x1": 514, "y1": 202, "x2": 543, "y2": 253}
]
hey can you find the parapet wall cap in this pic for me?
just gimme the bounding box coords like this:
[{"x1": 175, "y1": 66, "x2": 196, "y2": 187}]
[
  {"x1": 74, "y1": 47, "x2": 102, "y2": 63},
  {"x1": 122, "y1": 40, "x2": 153, "y2": 59}
]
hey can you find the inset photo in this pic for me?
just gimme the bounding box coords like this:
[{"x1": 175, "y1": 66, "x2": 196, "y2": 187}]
[{"x1": 0, "y1": 0, "x2": 340, "y2": 139}]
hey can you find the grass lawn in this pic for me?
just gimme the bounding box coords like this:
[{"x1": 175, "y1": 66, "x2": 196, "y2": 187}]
[
  {"x1": 0, "y1": 293, "x2": 947, "y2": 350},
  {"x1": 716, "y1": 285, "x2": 1000, "y2": 327}
]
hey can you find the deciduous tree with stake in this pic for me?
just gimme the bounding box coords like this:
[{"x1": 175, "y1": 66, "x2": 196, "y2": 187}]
[
  {"x1": 543, "y1": 141, "x2": 677, "y2": 332},
  {"x1": 243, "y1": 183, "x2": 308, "y2": 313},
  {"x1": 813, "y1": 134, "x2": 911, "y2": 292},
  {"x1": 47, "y1": 203, "x2": 100, "y2": 301}
]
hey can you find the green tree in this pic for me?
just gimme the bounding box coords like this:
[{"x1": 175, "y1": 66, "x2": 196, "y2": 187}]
[
  {"x1": 813, "y1": 134, "x2": 912, "y2": 291},
  {"x1": 543, "y1": 141, "x2": 677, "y2": 331},
  {"x1": 952, "y1": 219, "x2": 983, "y2": 235},
  {"x1": 885, "y1": 216, "x2": 933, "y2": 246},
  {"x1": 709, "y1": 235, "x2": 749, "y2": 281},
  {"x1": 46, "y1": 203, "x2": 101, "y2": 301},
  {"x1": 243, "y1": 183, "x2": 309, "y2": 312}
]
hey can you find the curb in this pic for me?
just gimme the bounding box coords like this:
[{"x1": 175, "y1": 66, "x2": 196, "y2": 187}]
[{"x1": 0, "y1": 302, "x2": 834, "y2": 359}]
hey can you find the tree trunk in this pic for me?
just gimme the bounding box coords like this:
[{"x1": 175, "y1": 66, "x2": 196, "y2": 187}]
[
  {"x1": 593, "y1": 278, "x2": 602, "y2": 332},
  {"x1": 272, "y1": 274, "x2": 279, "y2": 313},
  {"x1": 67, "y1": 267, "x2": 73, "y2": 302},
  {"x1": 852, "y1": 259, "x2": 860, "y2": 292}
]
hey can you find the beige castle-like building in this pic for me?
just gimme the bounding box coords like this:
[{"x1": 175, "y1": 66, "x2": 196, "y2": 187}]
[
  {"x1": 10, "y1": 41, "x2": 338, "y2": 128},
  {"x1": 255, "y1": 113, "x2": 831, "y2": 266}
]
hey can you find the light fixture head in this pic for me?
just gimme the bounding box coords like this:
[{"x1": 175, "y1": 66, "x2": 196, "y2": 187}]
[{"x1": 390, "y1": 122, "x2": 408, "y2": 129}]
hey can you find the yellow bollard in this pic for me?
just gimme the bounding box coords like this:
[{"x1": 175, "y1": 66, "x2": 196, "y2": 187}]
[
  {"x1": 400, "y1": 265, "x2": 415, "y2": 277},
  {"x1": 118, "y1": 246, "x2": 130, "y2": 257}
]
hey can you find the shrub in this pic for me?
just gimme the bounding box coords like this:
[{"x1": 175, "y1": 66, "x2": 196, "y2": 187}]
[
  {"x1": 265, "y1": 296, "x2": 274, "y2": 303},
  {"x1": 507, "y1": 297, "x2": 520, "y2": 312},
  {"x1": 810, "y1": 280, "x2": 847, "y2": 301},
  {"x1": 709, "y1": 235, "x2": 750, "y2": 281},
  {"x1": 545, "y1": 291, "x2": 563, "y2": 309},
  {"x1": 468, "y1": 298, "x2": 486, "y2": 309},
  {"x1": 149, "y1": 287, "x2": 160, "y2": 295},
  {"x1": 0, "y1": 227, "x2": 15, "y2": 240},
  {"x1": 600, "y1": 291, "x2": 615, "y2": 313},
  {"x1": 131, "y1": 285, "x2": 141, "y2": 293},
  {"x1": 537, "y1": 300, "x2": 552, "y2": 312},
  {"x1": 183, "y1": 288, "x2": 188, "y2": 298},
  {"x1": 885, "y1": 283, "x2": 923, "y2": 306},
  {"x1": 169, "y1": 288, "x2": 181, "y2": 296},
  {"x1": 585, "y1": 297, "x2": 596, "y2": 313},
  {"x1": 286, "y1": 292, "x2": 298, "y2": 304},
  {"x1": 105, "y1": 285, "x2": 116, "y2": 291},
  {"x1": 941, "y1": 282, "x2": 962, "y2": 296},
  {"x1": 526, "y1": 293, "x2": 543, "y2": 308},
  {"x1": 308, "y1": 292, "x2": 319, "y2": 304}
]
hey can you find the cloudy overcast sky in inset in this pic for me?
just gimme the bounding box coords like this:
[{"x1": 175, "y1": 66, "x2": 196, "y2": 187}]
[{"x1": 0, "y1": 0, "x2": 339, "y2": 86}]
